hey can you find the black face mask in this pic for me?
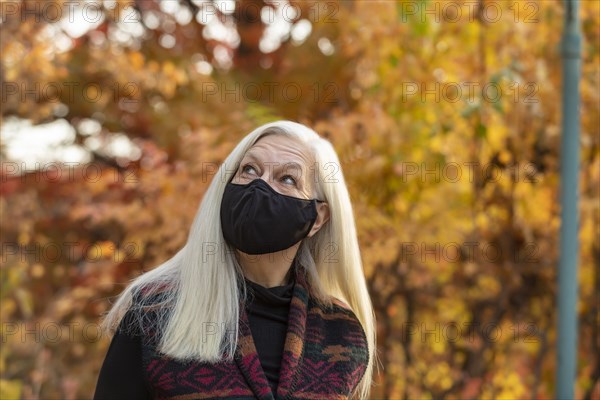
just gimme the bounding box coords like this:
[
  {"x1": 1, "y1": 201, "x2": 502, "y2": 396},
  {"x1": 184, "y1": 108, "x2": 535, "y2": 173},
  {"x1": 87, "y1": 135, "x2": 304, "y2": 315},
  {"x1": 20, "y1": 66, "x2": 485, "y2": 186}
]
[{"x1": 220, "y1": 178, "x2": 323, "y2": 255}]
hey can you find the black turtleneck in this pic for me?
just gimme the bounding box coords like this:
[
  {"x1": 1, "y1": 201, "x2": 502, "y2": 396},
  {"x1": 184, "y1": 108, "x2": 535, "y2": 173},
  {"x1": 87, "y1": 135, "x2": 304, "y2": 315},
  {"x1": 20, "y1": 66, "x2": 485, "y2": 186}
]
[{"x1": 243, "y1": 274, "x2": 295, "y2": 395}]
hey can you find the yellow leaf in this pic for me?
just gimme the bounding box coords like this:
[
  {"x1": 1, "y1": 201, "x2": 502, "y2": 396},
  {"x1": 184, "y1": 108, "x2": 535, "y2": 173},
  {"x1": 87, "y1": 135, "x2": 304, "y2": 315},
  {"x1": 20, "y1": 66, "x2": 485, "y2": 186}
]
[{"x1": 0, "y1": 379, "x2": 22, "y2": 400}]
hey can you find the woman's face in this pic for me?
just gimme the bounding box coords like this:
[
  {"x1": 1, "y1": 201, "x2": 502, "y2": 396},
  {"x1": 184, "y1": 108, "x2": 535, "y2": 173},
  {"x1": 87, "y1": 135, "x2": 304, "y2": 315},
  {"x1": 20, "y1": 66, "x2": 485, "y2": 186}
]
[{"x1": 231, "y1": 134, "x2": 316, "y2": 200}]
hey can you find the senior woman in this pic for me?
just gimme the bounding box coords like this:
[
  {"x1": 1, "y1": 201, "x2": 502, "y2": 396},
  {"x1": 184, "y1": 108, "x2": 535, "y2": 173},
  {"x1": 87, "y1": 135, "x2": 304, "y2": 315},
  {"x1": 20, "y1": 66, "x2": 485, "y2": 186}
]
[{"x1": 94, "y1": 121, "x2": 376, "y2": 399}]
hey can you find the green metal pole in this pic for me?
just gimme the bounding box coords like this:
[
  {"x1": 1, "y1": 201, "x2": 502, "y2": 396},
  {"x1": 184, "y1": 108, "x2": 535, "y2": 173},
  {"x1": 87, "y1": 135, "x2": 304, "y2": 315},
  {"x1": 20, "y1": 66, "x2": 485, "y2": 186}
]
[{"x1": 557, "y1": 0, "x2": 582, "y2": 398}]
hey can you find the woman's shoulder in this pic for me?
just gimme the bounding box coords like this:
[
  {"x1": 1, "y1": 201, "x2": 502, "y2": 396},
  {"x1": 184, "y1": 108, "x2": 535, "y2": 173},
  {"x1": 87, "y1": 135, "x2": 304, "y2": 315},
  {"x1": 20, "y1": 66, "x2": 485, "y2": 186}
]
[
  {"x1": 134, "y1": 281, "x2": 175, "y2": 305},
  {"x1": 309, "y1": 296, "x2": 370, "y2": 373},
  {"x1": 324, "y1": 296, "x2": 360, "y2": 321},
  {"x1": 311, "y1": 296, "x2": 367, "y2": 338},
  {"x1": 331, "y1": 297, "x2": 352, "y2": 311},
  {"x1": 117, "y1": 283, "x2": 174, "y2": 339}
]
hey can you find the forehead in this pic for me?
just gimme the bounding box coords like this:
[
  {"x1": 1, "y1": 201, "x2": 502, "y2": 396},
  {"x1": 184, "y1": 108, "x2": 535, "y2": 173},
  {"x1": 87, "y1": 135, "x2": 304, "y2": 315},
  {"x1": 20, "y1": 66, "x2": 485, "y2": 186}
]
[{"x1": 245, "y1": 134, "x2": 314, "y2": 167}]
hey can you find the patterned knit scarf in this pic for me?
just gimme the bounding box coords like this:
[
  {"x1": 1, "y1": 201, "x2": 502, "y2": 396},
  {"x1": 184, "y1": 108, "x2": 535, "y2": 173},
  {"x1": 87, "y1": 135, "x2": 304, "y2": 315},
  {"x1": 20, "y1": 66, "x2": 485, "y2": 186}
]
[{"x1": 140, "y1": 265, "x2": 369, "y2": 399}]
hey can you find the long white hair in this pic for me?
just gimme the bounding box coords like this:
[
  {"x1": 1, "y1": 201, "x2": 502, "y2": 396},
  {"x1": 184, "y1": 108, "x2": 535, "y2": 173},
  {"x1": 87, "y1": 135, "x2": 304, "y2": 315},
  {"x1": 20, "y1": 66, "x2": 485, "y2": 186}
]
[{"x1": 101, "y1": 120, "x2": 376, "y2": 399}]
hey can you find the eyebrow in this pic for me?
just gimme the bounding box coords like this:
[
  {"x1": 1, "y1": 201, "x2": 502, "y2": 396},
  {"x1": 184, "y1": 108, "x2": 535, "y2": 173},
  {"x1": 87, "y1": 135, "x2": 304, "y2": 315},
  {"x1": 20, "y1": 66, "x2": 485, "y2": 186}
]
[{"x1": 243, "y1": 152, "x2": 305, "y2": 173}]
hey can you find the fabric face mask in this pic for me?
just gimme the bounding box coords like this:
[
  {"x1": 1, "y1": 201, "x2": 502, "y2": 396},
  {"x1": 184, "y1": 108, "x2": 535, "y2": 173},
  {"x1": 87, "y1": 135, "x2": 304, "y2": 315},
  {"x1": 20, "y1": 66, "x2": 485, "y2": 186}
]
[{"x1": 220, "y1": 178, "x2": 322, "y2": 255}]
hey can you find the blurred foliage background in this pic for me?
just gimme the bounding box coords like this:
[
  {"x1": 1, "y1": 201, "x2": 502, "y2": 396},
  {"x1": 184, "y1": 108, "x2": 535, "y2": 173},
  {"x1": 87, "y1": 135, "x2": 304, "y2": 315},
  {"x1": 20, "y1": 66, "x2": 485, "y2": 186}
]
[{"x1": 1, "y1": 0, "x2": 599, "y2": 399}]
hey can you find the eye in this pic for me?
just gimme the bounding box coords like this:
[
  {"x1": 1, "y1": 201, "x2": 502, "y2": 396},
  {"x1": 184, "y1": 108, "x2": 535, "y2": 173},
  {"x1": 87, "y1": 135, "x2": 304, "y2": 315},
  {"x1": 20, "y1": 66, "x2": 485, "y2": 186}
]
[
  {"x1": 241, "y1": 164, "x2": 258, "y2": 176},
  {"x1": 281, "y1": 175, "x2": 296, "y2": 185}
]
